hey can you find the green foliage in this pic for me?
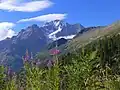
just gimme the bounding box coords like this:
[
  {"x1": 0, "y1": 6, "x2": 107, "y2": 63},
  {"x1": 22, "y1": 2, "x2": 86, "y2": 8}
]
[
  {"x1": 36, "y1": 51, "x2": 50, "y2": 60},
  {"x1": 0, "y1": 66, "x2": 6, "y2": 90},
  {"x1": 5, "y1": 75, "x2": 17, "y2": 90},
  {"x1": 2, "y1": 30, "x2": 120, "y2": 89}
]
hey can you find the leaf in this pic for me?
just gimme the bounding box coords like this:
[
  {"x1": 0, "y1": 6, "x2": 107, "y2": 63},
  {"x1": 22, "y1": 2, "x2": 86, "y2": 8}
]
[{"x1": 89, "y1": 51, "x2": 97, "y2": 60}]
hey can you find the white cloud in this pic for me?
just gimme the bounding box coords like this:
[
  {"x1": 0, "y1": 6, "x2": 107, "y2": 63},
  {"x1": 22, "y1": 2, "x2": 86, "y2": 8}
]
[
  {"x1": 17, "y1": 14, "x2": 67, "y2": 23},
  {"x1": 0, "y1": 0, "x2": 53, "y2": 12},
  {"x1": 0, "y1": 22, "x2": 16, "y2": 40}
]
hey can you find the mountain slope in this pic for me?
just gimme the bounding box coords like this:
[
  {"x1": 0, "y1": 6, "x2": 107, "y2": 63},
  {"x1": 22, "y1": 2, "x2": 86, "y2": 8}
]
[
  {"x1": 66, "y1": 21, "x2": 120, "y2": 52},
  {"x1": 0, "y1": 24, "x2": 48, "y2": 70}
]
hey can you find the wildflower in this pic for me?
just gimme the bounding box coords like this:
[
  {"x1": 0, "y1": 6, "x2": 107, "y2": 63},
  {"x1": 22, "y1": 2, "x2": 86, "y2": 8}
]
[
  {"x1": 31, "y1": 60, "x2": 36, "y2": 66},
  {"x1": 36, "y1": 61, "x2": 41, "y2": 66},
  {"x1": 7, "y1": 67, "x2": 12, "y2": 75},
  {"x1": 49, "y1": 49, "x2": 60, "y2": 55},
  {"x1": 7, "y1": 67, "x2": 14, "y2": 80},
  {"x1": 25, "y1": 49, "x2": 30, "y2": 60},
  {"x1": 47, "y1": 60, "x2": 53, "y2": 69},
  {"x1": 30, "y1": 52, "x2": 33, "y2": 60},
  {"x1": 23, "y1": 49, "x2": 30, "y2": 63}
]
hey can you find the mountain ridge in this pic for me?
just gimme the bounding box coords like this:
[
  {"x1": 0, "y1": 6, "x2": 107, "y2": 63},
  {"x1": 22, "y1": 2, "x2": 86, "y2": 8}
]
[{"x1": 0, "y1": 20, "x2": 84, "y2": 70}]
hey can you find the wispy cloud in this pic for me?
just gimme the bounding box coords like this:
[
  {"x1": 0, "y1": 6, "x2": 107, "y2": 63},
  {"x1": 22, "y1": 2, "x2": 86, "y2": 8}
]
[
  {"x1": 0, "y1": 0, "x2": 53, "y2": 12},
  {"x1": 0, "y1": 22, "x2": 16, "y2": 40},
  {"x1": 17, "y1": 14, "x2": 67, "y2": 23},
  {"x1": 0, "y1": 13, "x2": 67, "y2": 40}
]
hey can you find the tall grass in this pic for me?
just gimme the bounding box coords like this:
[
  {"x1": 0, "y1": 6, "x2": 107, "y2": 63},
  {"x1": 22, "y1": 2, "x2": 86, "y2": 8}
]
[
  {"x1": 0, "y1": 50, "x2": 120, "y2": 90},
  {"x1": 1, "y1": 33, "x2": 120, "y2": 89}
]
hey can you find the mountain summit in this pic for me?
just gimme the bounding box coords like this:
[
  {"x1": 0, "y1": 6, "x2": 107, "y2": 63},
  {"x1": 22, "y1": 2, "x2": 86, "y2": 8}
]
[{"x1": 42, "y1": 20, "x2": 84, "y2": 40}]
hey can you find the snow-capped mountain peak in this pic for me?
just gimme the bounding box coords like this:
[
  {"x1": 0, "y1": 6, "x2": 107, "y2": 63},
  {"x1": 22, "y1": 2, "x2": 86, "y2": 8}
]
[
  {"x1": 42, "y1": 20, "x2": 84, "y2": 40},
  {"x1": 49, "y1": 26, "x2": 62, "y2": 40},
  {"x1": 54, "y1": 20, "x2": 60, "y2": 27}
]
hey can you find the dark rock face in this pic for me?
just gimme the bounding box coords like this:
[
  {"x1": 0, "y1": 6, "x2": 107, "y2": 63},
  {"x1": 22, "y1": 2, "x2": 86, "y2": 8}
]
[
  {"x1": 10, "y1": 24, "x2": 47, "y2": 56},
  {"x1": 47, "y1": 38, "x2": 68, "y2": 50},
  {"x1": 0, "y1": 24, "x2": 47, "y2": 70}
]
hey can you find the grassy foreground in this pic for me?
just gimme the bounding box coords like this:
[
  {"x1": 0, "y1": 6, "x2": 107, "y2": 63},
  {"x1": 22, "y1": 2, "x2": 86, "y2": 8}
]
[{"x1": 1, "y1": 33, "x2": 120, "y2": 90}]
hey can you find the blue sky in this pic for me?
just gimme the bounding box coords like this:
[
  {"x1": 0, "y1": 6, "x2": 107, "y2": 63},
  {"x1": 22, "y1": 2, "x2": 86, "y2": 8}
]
[{"x1": 0, "y1": 0, "x2": 119, "y2": 40}]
